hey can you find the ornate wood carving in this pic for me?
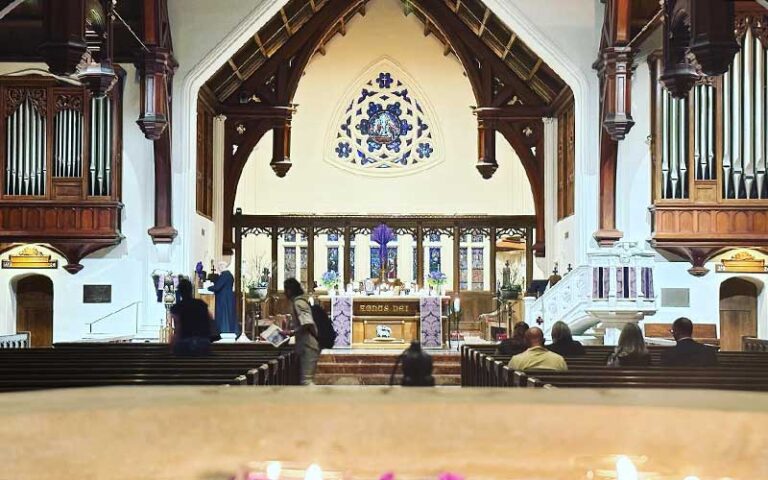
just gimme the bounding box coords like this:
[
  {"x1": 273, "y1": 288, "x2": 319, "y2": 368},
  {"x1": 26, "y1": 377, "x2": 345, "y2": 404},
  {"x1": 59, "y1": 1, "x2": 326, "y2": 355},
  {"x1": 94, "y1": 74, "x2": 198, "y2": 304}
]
[
  {"x1": 5, "y1": 88, "x2": 47, "y2": 117},
  {"x1": 138, "y1": 0, "x2": 178, "y2": 244},
  {"x1": 594, "y1": 0, "x2": 634, "y2": 246},
  {"x1": 660, "y1": 0, "x2": 740, "y2": 99},
  {"x1": 55, "y1": 94, "x2": 83, "y2": 113},
  {"x1": 0, "y1": 202, "x2": 123, "y2": 274},
  {"x1": 39, "y1": 0, "x2": 87, "y2": 76}
]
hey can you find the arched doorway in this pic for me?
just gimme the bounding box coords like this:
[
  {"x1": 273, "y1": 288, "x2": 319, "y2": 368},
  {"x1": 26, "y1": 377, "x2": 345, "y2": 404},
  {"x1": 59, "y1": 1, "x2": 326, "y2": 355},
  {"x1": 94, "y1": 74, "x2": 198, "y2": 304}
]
[
  {"x1": 719, "y1": 277, "x2": 759, "y2": 351},
  {"x1": 14, "y1": 275, "x2": 54, "y2": 347}
]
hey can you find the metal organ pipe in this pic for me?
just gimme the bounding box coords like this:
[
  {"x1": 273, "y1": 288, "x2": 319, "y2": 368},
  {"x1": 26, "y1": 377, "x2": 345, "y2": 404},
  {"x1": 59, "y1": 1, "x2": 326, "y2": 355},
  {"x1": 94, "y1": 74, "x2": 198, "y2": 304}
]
[
  {"x1": 89, "y1": 98, "x2": 97, "y2": 194},
  {"x1": 661, "y1": 89, "x2": 669, "y2": 198},
  {"x1": 744, "y1": 28, "x2": 754, "y2": 199}
]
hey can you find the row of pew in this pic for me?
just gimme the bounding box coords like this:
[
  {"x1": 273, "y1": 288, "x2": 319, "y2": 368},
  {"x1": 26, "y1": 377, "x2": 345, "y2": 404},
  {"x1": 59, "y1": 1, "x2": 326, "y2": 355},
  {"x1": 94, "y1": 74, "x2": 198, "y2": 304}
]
[
  {"x1": 462, "y1": 343, "x2": 768, "y2": 391},
  {"x1": 0, "y1": 342, "x2": 299, "y2": 392}
]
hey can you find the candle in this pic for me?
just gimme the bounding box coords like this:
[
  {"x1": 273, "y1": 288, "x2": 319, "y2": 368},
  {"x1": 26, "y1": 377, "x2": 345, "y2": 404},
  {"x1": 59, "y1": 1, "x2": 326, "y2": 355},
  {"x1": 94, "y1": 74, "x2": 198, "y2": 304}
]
[
  {"x1": 309, "y1": 297, "x2": 315, "y2": 306},
  {"x1": 615, "y1": 456, "x2": 637, "y2": 480},
  {"x1": 266, "y1": 461, "x2": 282, "y2": 480},
  {"x1": 453, "y1": 297, "x2": 460, "y2": 312},
  {"x1": 304, "y1": 464, "x2": 323, "y2": 480}
]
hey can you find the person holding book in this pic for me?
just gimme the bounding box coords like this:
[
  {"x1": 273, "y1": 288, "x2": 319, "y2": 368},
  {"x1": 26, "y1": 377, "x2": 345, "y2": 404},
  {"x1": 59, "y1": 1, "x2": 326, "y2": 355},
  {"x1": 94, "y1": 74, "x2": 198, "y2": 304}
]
[{"x1": 283, "y1": 278, "x2": 320, "y2": 385}]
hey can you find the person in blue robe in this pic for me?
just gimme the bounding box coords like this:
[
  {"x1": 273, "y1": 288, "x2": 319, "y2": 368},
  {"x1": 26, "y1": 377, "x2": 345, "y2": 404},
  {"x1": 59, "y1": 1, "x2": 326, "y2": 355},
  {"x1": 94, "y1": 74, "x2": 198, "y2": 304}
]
[{"x1": 208, "y1": 267, "x2": 237, "y2": 334}]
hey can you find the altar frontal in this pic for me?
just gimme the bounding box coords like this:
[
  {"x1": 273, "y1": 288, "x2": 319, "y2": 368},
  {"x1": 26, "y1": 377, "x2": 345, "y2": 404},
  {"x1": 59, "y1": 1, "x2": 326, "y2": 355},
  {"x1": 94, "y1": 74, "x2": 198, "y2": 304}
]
[{"x1": 325, "y1": 296, "x2": 447, "y2": 348}]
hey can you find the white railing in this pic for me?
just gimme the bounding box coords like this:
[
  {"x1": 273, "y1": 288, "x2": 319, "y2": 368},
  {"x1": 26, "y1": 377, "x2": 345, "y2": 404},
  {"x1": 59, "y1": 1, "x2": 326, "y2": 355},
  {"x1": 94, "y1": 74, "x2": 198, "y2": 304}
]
[
  {"x1": 525, "y1": 241, "x2": 658, "y2": 336},
  {"x1": 524, "y1": 265, "x2": 593, "y2": 335},
  {"x1": 0, "y1": 332, "x2": 31, "y2": 349}
]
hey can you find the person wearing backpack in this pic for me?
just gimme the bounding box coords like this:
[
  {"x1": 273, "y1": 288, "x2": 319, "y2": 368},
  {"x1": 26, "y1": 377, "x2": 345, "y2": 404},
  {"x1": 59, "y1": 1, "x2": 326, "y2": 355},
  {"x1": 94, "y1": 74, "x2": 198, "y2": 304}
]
[{"x1": 283, "y1": 278, "x2": 323, "y2": 385}]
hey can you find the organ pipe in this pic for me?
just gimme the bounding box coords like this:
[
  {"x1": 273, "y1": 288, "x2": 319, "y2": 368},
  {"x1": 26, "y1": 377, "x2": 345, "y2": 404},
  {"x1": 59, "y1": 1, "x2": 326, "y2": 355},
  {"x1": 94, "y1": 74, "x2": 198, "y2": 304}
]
[
  {"x1": 4, "y1": 98, "x2": 46, "y2": 196},
  {"x1": 88, "y1": 96, "x2": 112, "y2": 196}
]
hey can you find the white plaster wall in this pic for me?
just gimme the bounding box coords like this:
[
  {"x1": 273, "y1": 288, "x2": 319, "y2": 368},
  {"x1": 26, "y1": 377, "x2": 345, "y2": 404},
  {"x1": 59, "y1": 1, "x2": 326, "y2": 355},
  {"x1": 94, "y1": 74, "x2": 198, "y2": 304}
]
[
  {"x1": 486, "y1": 0, "x2": 603, "y2": 264},
  {"x1": 236, "y1": 0, "x2": 534, "y2": 217},
  {"x1": 0, "y1": 63, "x2": 167, "y2": 339}
]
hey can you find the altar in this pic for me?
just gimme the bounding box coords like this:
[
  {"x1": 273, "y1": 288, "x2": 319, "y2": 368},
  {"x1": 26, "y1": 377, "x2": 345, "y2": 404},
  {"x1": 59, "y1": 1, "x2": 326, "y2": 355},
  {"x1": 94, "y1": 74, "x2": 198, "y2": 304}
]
[{"x1": 319, "y1": 296, "x2": 450, "y2": 349}]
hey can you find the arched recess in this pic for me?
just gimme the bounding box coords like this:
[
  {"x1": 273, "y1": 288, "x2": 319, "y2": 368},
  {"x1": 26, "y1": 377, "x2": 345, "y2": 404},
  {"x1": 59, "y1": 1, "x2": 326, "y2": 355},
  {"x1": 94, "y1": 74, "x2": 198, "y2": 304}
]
[
  {"x1": 215, "y1": 0, "x2": 569, "y2": 254},
  {"x1": 719, "y1": 277, "x2": 761, "y2": 351},
  {"x1": 12, "y1": 274, "x2": 54, "y2": 347}
]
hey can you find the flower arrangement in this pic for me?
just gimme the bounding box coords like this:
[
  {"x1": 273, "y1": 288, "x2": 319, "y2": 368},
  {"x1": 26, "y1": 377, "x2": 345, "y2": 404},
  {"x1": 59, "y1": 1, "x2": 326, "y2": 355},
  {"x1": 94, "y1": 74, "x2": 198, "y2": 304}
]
[
  {"x1": 321, "y1": 270, "x2": 340, "y2": 290},
  {"x1": 426, "y1": 271, "x2": 447, "y2": 287}
]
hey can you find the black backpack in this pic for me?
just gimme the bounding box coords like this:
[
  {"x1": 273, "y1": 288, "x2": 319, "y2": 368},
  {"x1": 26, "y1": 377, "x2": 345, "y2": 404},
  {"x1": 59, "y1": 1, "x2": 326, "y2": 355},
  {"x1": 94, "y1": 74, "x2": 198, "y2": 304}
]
[{"x1": 295, "y1": 298, "x2": 337, "y2": 349}]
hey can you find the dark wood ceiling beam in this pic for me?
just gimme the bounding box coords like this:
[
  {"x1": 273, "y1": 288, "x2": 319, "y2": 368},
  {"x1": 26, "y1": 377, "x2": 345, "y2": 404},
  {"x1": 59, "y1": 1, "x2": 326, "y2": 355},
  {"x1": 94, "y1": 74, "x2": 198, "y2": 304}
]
[
  {"x1": 223, "y1": 0, "x2": 363, "y2": 105},
  {"x1": 412, "y1": 0, "x2": 543, "y2": 106},
  {"x1": 39, "y1": 0, "x2": 87, "y2": 75}
]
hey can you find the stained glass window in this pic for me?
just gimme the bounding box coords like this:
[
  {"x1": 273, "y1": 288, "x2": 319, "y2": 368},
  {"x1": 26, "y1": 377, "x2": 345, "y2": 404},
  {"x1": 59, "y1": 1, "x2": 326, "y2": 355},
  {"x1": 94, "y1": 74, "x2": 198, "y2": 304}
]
[
  {"x1": 412, "y1": 246, "x2": 417, "y2": 282},
  {"x1": 471, "y1": 233, "x2": 484, "y2": 243},
  {"x1": 328, "y1": 233, "x2": 339, "y2": 242},
  {"x1": 327, "y1": 247, "x2": 339, "y2": 273},
  {"x1": 283, "y1": 232, "x2": 296, "y2": 242},
  {"x1": 284, "y1": 247, "x2": 296, "y2": 280},
  {"x1": 459, "y1": 248, "x2": 468, "y2": 290},
  {"x1": 300, "y1": 247, "x2": 307, "y2": 284},
  {"x1": 370, "y1": 247, "x2": 381, "y2": 279},
  {"x1": 350, "y1": 246, "x2": 356, "y2": 281},
  {"x1": 387, "y1": 246, "x2": 398, "y2": 279},
  {"x1": 328, "y1": 63, "x2": 441, "y2": 175},
  {"x1": 472, "y1": 247, "x2": 484, "y2": 290},
  {"x1": 428, "y1": 233, "x2": 440, "y2": 242},
  {"x1": 429, "y1": 247, "x2": 441, "y2": 273}
]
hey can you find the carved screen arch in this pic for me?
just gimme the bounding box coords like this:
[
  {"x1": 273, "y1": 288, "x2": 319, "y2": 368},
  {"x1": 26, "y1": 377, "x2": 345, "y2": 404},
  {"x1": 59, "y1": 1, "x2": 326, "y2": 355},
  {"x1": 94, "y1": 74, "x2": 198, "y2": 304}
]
[{"x1": 325, "y1": 59, "x2": 443, "y2": 176}]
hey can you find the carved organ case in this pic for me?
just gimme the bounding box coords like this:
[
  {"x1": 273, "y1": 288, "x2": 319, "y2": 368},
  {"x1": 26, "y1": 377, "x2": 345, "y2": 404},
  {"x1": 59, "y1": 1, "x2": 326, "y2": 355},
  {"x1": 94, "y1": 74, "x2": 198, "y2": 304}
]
[
  {"x1": 0, "y1": 75, "x2": 123, "y2": 273},
  {"x1": 649, "y1": 7, "x2": 768, "y2": 274}
]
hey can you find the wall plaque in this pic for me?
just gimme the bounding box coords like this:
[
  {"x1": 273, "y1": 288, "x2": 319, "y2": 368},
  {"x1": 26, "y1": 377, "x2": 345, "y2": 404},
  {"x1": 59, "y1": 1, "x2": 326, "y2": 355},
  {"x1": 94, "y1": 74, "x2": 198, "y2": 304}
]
[
  {"x1": 83, "y1": 285, "x2": 112, "y2": 304},
  {"x1": 715, "y1": 251, "x2": 768, "y2": 274}
]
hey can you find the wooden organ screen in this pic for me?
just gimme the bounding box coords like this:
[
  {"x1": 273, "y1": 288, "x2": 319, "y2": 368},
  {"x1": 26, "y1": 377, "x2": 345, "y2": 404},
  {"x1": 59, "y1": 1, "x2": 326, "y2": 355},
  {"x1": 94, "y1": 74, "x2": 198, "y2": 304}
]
[
  {"x1": 196, "y1": 96, "x2": 214, "y2": 219},
  {"x1": 650, "y1": 18, "x2": 768, "y2": 204},
  {"x1": 1, "y1": 77, "x2": 121, "y2": 202},
  {"x1": 557, "y1": 100, "x2": 575, "y2": 220}
]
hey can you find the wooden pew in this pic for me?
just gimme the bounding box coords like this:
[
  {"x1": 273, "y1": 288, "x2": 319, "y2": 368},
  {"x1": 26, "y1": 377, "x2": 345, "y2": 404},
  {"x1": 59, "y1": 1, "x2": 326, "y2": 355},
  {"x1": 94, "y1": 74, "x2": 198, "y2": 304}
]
[{"x1": 0, "y1": 343, "x2": 299, "y2": 391}]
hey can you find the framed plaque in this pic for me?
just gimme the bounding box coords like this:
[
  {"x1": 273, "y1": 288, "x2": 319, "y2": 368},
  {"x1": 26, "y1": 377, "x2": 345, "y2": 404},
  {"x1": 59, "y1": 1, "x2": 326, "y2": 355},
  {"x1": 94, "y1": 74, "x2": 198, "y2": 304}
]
[{"x1": 83, "y1": 285, "x2": 112, "y2": 304}]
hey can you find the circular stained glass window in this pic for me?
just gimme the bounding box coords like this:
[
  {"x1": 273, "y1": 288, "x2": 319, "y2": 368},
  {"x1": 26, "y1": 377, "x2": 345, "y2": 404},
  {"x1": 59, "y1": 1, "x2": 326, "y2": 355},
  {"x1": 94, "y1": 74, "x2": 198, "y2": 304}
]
[{"x1": 326, "y1": 60, "x2": 442, "y2": 176}]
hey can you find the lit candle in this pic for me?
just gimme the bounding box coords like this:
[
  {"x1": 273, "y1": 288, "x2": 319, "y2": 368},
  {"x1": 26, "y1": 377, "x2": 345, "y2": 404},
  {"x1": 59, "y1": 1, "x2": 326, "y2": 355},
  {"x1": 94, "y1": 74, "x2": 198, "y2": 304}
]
[
  {"x1": 615, "y1": 456, "x2": 637, "y2": 480},
  {"x1": 453, "y1": 297, "x2": 461, "y2": 312},
  {"x1": 309, "y1": 297, "x2": 315, "y2": 306},
  {"x1": 266, "y1": 461, "x2": 282, "y2": 480},
  {"x1": 304, "y1": 464, "x2": 323, "y2": 480}
]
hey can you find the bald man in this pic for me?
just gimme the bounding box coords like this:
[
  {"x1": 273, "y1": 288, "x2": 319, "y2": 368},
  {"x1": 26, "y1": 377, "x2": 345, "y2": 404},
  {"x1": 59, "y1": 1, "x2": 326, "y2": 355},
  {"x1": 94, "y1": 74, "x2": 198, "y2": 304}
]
[{"x1": 508, "y1": 327, "x2": 568, "y2": 372}]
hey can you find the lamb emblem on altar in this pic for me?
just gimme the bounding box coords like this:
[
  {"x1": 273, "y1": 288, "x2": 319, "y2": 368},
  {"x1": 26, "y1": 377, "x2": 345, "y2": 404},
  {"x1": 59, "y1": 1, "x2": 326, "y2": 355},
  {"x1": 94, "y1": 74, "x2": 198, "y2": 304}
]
[{"x1": 376, "y1": 325, "x2": 393, "y2": 338}]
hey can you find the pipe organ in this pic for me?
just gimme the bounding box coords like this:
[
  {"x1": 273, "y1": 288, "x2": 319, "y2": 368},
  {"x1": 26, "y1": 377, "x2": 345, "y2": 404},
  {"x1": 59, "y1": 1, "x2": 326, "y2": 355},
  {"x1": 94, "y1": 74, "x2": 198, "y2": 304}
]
[
  {"x1": 0, "y1": 76, "x2": 123, "y2": 274},
  {"x1": 649, "y1": 14, "x2": 768, "y2": 275},
  {"x1": 1, "y1": 79, "x2": 116, "y2": 199}
]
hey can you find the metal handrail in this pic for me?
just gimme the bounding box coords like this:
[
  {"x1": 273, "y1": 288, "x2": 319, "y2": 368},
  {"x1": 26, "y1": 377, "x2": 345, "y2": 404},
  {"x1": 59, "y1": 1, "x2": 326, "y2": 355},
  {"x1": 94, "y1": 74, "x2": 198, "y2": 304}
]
[{"x1": 86, "y1": 301, "x2": 142, "y2": 334}]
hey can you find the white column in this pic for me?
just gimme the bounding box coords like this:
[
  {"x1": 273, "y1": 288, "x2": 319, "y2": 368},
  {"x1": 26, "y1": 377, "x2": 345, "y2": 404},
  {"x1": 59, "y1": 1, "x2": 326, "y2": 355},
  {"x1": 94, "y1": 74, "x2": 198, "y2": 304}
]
[{"x1": 542, "y1": 117, "x2": 558, "y2": 273}]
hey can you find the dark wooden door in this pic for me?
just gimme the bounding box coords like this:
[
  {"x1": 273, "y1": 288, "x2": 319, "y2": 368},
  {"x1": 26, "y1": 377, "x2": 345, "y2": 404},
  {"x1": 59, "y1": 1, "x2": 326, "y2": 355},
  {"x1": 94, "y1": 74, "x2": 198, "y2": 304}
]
[
  {"x1": 719, "y1": 278, "x2": 758, "y2": 351},
  {"x1": 16, "y1": 275, "x2": 53, "y2": 347}
]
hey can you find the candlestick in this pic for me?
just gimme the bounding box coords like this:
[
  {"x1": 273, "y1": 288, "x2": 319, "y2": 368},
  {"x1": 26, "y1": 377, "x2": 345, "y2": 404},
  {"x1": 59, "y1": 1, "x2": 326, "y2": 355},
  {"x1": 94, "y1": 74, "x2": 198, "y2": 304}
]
[{"x1": 453, "y1": 297, "x2": 460, "y2": 312}]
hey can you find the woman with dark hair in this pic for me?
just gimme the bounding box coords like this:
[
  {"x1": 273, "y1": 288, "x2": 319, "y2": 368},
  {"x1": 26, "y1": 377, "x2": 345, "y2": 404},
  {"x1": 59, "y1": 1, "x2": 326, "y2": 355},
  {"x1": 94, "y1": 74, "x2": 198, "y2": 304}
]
[
  {"x1": 283, "y1": 278, "x2": 320, "y2": 385},
  {"x1": 496, "y1": 322, "x2": 529, "y2": 356},
  {"x1": 170, "y1": 278, "x2": 213, "y2": 356},
  {"x1": 607, "y1": 323, "x2": 651, "y2": 367},
  {"x1": 546, "y1": 321, "x2": 585, "y2": 356}
]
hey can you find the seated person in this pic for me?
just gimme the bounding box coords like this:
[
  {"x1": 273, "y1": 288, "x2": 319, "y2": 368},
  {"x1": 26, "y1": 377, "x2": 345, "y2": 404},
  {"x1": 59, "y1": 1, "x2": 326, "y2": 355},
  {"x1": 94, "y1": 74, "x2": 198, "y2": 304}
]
[
  {"x1": 546, "y1": 321, "x2": 585, "y2": 356},
  {"x1": 661, "y1": 317, "x2": 718, "y2": 367},
  {"x1": 170, "y1": 278, "x2": 214, "y2": 356},
  {"x1": 496, "y1": 322, "x2": 529, "y2": 356},
  {"x1": 398, "y1": 342, "x2": 435, "y2": 387},
  {"x1": 607, "y1": 323, "x2": 651, "y2": 367},
  {"x1": 509, "y1": 327, "x2": 568, "y2": 372}
]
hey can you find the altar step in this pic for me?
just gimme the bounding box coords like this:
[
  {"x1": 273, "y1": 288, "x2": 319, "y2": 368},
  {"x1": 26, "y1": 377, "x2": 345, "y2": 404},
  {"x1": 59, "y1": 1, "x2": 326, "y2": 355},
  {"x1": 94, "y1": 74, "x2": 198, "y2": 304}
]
[{"x1": 315, "y1": 352, "x2": 461, "y2": 386}]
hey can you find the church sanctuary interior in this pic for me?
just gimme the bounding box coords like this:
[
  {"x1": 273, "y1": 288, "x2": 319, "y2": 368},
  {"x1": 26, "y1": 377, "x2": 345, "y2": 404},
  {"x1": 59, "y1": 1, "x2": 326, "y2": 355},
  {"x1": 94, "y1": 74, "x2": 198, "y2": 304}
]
[{"x1": 2, "y1": 0, "x2": 768, "y2": 478}]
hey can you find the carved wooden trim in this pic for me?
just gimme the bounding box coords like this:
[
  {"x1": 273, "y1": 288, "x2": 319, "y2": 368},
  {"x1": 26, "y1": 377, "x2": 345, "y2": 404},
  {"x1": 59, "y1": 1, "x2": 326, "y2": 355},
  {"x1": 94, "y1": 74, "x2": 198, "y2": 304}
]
[
  {"x1": 55, "y1": 94, "x2": 83, "y2": 113},
  {"x1": 5, "y1": 88, "x2": 47, "y2": 117}
]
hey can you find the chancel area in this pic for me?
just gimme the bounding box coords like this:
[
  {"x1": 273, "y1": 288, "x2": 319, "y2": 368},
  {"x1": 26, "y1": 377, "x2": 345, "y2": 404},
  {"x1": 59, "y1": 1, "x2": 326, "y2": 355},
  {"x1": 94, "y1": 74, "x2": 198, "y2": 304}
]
[{"x1": 1, "y1": 0, "x2": 768, "y2": 478}]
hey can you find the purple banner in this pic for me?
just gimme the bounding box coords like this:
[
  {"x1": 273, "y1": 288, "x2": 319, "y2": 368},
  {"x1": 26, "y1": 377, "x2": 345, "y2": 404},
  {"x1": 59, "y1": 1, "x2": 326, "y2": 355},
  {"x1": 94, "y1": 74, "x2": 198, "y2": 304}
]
[
  {"x1": 420, "y1": 296, "x2": 442, "y2": 348},
  {"x1": 331, "y1": 296, "x2": 352, "y2": 348}
]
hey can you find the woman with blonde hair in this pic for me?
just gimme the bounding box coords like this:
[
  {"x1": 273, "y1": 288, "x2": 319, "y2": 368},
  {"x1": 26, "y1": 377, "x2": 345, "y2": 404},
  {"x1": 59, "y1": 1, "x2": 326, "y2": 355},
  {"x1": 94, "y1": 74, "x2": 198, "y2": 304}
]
[{"x1": 607, "y1": 323, "x2": 651, "y2": 367}]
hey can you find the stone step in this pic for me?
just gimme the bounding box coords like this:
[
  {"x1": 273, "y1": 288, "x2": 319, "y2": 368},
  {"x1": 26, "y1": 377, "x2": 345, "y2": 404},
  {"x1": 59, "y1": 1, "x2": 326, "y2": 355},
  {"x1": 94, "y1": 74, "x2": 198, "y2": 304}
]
[
  {"x1": 316, "y1": 362, "x2": 460, "y2": 375},
  {"x1": 314, "y1": 373, "x2": 461, "y2": 386}
]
